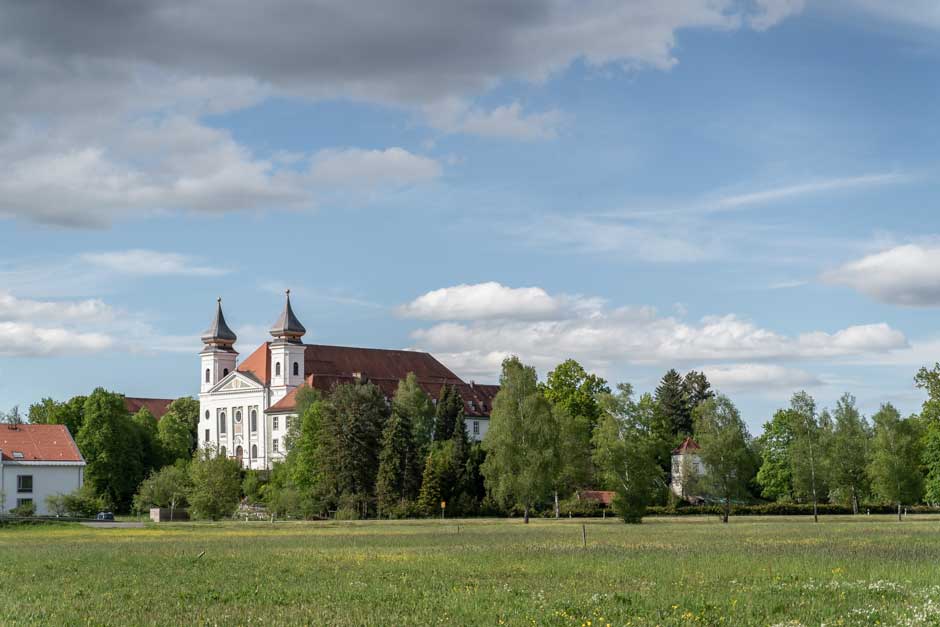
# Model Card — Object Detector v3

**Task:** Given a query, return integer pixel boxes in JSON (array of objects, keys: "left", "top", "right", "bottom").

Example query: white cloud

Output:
[
  {"left": 702, "top": 363, "right": 822, "bottom": 391},
  {"left": 837, "top": 0, "right": 940, "bottom": 30},
  {"left": 406, "top": 282, "right": 909, "bottom": 379},
  {"left": 0, "top": 322, "right": 113, "bottom": 357},
  {"left": 0, "top": 290, "right": 113, "bottom": 324},
  {"left": 709, "top": 173, "right": 908, "bottom": 212},
  {"left": 425, "top": 100, "right": 564, "bottom": 140},
  {"left": 823, "top": 244, "right": 940, "bottom": 306},
  {"left": 749, "top": 0, "right": 806, "bottom": 31},
  {"left": 80, "top": 250, "right": 227, "bottom": 277},
  {"left": 310, "top": 148, "right": 442, "bottom": 186},
  {"left": 399, "top": 282, "right": 569, "bottom": 320}
]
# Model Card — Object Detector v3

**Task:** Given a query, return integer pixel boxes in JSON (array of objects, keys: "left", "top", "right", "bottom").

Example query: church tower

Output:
[
  {"left": 269, "top": 290, "right": 306, "bottom": 402},
  {"left": 200, "top": 298, "right": 238, "bottom": 393}
]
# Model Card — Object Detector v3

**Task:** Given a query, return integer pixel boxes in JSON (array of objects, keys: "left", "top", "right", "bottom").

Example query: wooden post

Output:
[{"left": 581, "top": 524, "right": 587, "bottom": 548}]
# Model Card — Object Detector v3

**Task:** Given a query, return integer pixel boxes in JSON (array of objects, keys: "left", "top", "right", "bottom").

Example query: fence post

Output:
[{"left": 581, "top": 524, "right": 587, "bottom": 548}]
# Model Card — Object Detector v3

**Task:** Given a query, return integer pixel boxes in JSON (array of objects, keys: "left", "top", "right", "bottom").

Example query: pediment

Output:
[{"left": 209, "top": 371, "right": 263, "bottom": 393}]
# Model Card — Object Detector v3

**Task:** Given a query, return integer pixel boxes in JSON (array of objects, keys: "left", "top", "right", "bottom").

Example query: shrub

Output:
[
  {"left": 63, "top": 485, "right": 109, "bottom": 517},
  {"left": 542, "top": 496, "right": 606, "bottom": 518},
  {"left": 10, "top": 501, "right": 36, "bottom": 517}
]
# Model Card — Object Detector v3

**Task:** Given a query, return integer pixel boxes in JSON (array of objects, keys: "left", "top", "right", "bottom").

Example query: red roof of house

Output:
[
  {"left": 579, "top": 490, "right": 615, "bottom": 506},
  {"left": 672, "top": 436, "right": 701, "bottom": 454},
  {"left": 0, "top": 424, "right": 84, "bottom": 462},
  {"left": 246, "top": 343, "right": 500, "bottom": 417},
  {"left": 124, "top": 397, "right": 175, "bottom": 421}
]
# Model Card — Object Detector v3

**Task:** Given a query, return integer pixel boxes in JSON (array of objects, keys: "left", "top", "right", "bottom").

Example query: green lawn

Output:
[{"left": 2, "top": 516, "right": 940, "bottom": 625}]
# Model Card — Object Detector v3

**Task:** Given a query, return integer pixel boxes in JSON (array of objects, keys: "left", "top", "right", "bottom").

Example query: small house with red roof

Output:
[
  {"left": 198, "top": 293, "right": 499, "bottom": 470},
  {"left": 670, "top": 436, "right": 705, "bottom": 500},
  {"left": 0, "top": 423, "right": 85, "bottom": 515}
]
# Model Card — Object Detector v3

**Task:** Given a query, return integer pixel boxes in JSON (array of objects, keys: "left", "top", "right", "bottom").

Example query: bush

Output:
[
  {"left": 645, "top": 502, "right": 940, "bottom": 517},
  {"left": 63, "top": 485, "right": 108, "bottom": 517},
  {"left": 10, "top": 501, "right": 36, "bottom": 517},
  {"left": 542, "top": 496, "right": 606, "bottom": 518},
  {"left": 45, "top": 494, "right": 69, "bottom": 517}
]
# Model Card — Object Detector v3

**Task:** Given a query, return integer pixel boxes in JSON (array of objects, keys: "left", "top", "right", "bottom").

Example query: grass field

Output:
[{"left": 2, "top": 516, "right": 940, "bottom": 626}]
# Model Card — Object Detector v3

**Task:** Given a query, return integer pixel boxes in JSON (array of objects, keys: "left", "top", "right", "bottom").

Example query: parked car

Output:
[{"left": 95, "top": 511, "right": 115, "bottom": 521}]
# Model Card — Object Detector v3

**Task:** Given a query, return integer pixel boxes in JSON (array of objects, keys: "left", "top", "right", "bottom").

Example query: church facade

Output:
[{"left": 198, "top": 293, "right": 499, "bottom": 470}]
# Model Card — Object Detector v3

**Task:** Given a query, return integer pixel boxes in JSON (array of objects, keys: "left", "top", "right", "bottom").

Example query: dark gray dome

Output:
[
  {"left": 201, "top": 298, "right": 237, "bottom": 347},
  {"left": 270, "top": 290, "right": 306, "bottom": 342}
]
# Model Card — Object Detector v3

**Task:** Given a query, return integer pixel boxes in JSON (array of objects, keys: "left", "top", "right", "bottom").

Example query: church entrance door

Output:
[{"left": 235, "top": 445, "right": 244, "bottom": 467}]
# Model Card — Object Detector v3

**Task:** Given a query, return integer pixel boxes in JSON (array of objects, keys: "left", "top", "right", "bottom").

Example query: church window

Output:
[
  {"left": 234, "top": 410, "right": 242, "bottom": 424},
  {"left": 204, "top": 429, "right": 209, "bottom": 443},
  {"left": 205, "top": 369, "right": 210, "bottom": 383},
  {"left": 223, "top": 368, "right": 229, "bottom": 376},
  {"left": 272, "top": 439, "right": 279, "bottom": 453},
  {"left": 219, "top": 411, "right": 227, "bottom": 434},
  {"left": 205, "top": 410, "right": 209, "bottom": 421},
  {"left": 275, "top": 362, "right": 281, "bottom": 377},
  {"left": 293, "top": 362, "right": 299, "bottom": 376},
  {"left": 251, "top": 444, "right": 257, "bottom": 459},
  {"left": 273, "top": 416, "right": 279, "bottom": 430},
  {"left": 250, "top": 409, "right": 257, "bottom": 432}
]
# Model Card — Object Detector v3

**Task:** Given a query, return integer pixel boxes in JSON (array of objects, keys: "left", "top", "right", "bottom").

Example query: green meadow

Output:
[{"left": 2, "top": 516, "right": 940, "bottom": 626}]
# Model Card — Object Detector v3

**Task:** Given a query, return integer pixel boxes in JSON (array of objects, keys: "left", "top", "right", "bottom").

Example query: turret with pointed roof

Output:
[
  {"left": 270, "top": 290, "right": 306, "bottom": 344},
  {"left": 202, "top": 298, "right": 237, "bottom": 351}
]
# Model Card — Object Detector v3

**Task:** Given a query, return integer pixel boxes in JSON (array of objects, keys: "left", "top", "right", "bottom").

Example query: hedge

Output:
[{"left": 646, "top": 503, "right": 940, "bottom": 517}]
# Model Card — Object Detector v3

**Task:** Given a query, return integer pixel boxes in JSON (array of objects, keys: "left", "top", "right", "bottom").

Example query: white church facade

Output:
[{"left": 198, "top": 293, "right": 498, "bottom": 470}]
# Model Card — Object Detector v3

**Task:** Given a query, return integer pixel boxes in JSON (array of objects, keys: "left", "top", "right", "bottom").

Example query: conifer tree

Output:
[
  {"left": 393, "top": 373, "right": 436, "bottom": 457},
  {"left": 433, "top": 385, "right": 463, "bottom": 441},
  {"left": 682, "top": 370, "right": 714, "bottom": 412},
  {"left": 376, "top": 408, "right": 421, "bottom": 515},
  {"left": 417, "top": 450, "right": 445, "bottom": 515},
  {"left": 654, "top": 369, "right": 692, "bottom": 438}
]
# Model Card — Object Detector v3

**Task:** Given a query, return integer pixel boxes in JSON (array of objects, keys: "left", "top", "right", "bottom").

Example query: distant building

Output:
[
  {"left": 124, "top": 397, "right": 175, "bottom": 421},
  {"left": 0, "top": 424, "right": 85, "bottom": 515},
  {"left": 198, "top": 293, "right": 499, "bottom": 470},
  {"left": 670, "top": 436, "right": 705, "bottom": 500}
]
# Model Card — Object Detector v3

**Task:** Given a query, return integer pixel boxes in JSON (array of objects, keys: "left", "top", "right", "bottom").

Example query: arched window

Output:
[
  {"left": 275, "top": 362, "right": 281, "bottom": 377},
  {"left": 250, "top": 409, "right": 257, "bottom": 432},
  {"left": 219, "top": 411, "right": 226, "bottom": 434},
  {"left": 205, "top": 410, "right": 210, "bottom": 421},
  {"left": 293, "top": 362, "right": 299, "bottom": 376},
  {"left": 205, "top": 368, "right": 210, "bottom": 383},
  {"left": 223, "top": 368, "right": 229, "bottom": 376},
  {"left": 251, "top": 444, "right": 257, "bottom": 459}
]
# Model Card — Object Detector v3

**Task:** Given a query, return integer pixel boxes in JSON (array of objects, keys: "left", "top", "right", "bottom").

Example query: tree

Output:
[
  {"left": 130, "top": 407, "right": 161, "bottom": 476},
  {"left": 788, "top": 391, "right": 828, "bottom": 523},
  {"left": 28, "top": 396, "right": 86, "bottom": 436},
  {"left": 756, "top": 410, "right": 796, "bottom": 501},
  {"left": 592, "top": 384, "right": 662, "bottom": 523},
  {"left": 376, "top": 406, "right": 421, "bottom": 515},
  {"left": 188, "top": 447, "right": 242, "bottom": 520},
  {"left": 682, "top": 371, "right": 714, "bottom": 412},
  {"left": 541, "top": 359, "right": 610, "bottom": 433},
  {"left": 317, "top": 382, "right": 389, "bottom": 506},
  {"left": 828, "top": 394, "right": 871, "bottom": 513},
  {"left": 417, "top": 449, "right": 445, "bottom": 516},
  {"left": 1, "top": 405, "right": 23, "bottom": 426},
  {"left": 285, "top": 389, "right": 324, "bottom": 495},
  {"left": 77, "top": 388, "right": 144, "bottom": 511},
  {"left": 393, "top": 373, "right": 436, "bottom": 457},
  {"left": 433, "top": 385, "right": 463, "bottom": 442},
  {"left": 134, "top": 463, "right": 191, "bottom": 519},
  {"left": 915, "top": 364, "right": 940, "bottom": 504},
  {"left": 158, "top": 397, "right": 199, "bottom": 464},
  {"left": 654, "top": 369, "right": 691, "bottom": 439},
  {"left": 45, "top": 494, "right": 68, "bottom": 517},
  {"left": 481, "top": 357, "right": 559, "bottom": 523},
  {"left": 693, "top": 395, "right": 755, "bottom": 523},
  {"left": 869, "top": 403, "right": 924, "bottom": 520}
]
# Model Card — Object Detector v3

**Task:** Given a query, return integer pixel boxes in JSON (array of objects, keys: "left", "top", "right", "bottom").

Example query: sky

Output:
[{"left": 2, "top": 0, "right": 940, "bottom": 433}]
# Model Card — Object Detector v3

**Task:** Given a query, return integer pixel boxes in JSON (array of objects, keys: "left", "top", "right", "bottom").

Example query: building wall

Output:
[
  {"left": 465, "top": 416, "right": 489, "bottom": 442},
  {"left": 199, "top": 386, "right": 274, "bottom": 470},
  {"left": 0, "top": 462, "right": 84, "bottom": 515}
]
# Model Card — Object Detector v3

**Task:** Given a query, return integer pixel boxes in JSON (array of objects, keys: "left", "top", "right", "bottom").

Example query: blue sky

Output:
[{"left": 2, "top": 0, "right": 940, "bottom": 432}]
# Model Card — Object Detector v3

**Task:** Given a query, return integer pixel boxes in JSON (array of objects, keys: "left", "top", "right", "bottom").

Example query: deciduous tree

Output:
[
  {"left": 693, "top": 395, "right": 755, "bottom": 523},
  {"left": 188, "top": 447, "right": 241, "bottom": 520},
  {"left": 393, "top": 373, "right": 436, "bottom": 456},
  {"left": 869, "top": 403, "right": 924, "bottom": 520},
  {"left": 828, "top": 394, "right": 871, "bottom": 513}
]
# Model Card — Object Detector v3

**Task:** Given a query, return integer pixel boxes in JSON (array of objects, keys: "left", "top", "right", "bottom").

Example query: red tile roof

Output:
[
  {"left": 672, "top": 436, "right": 701, "bottom": 454},
  {"left": 0, "top": 424, "right": 84, "bottom": 463},
  {"left": 124, "top": 397, "right": 175, "bottom": 421},
  {"left": 247, "top": 342, "right": 500, "bottom": 417}
]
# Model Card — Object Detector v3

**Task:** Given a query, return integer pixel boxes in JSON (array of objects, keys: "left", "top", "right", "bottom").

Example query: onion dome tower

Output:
[
  {"left": 200, "top": 298, "right": 238, "bottom": 393},
  {"left": 269, "top": 290, "right": 306, "bottom": 395}
]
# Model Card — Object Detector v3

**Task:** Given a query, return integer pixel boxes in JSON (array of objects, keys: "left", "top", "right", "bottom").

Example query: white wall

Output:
[
  {"left": 0, "top": 462, "right": 84, "bottom": 515},
  {"left": 465, "top": 417, "right": 489, "bottom": 442}
]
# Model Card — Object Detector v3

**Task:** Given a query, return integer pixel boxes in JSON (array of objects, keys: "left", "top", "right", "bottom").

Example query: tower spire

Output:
[
  {"left": 270, "top": 289, "right": 306, "bottom": 343},
  {"left": 201, "top": 297, "right": 237, "bottom": 351}
]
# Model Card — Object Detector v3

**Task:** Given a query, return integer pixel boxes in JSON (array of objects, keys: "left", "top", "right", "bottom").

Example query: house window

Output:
[
  {"left": 472, "top": 421, "right": 479, "bottom": 436},
  {"left": 16, "top": 498, "right": 32, "bottom": 508},
  {"left": 251, "top": 444, "right": 257, "bottom": 459},
  {"left": 205, "top": 368, "right": 210, "bottom": 383},
  {"left": 250, "top": 409, "right": 257, "bottom": 432},
  {"left": 204, "top": 429, "right": 210, "bottom": 443},
  {"left": 273, "top": 416, "right": 279, "bottom": 431},
  {"left": 285, "top": 416, "right": 292, "bottom": 431},
  {"left": 293, "top": 362, "right": 299, "bottom": 376},
  {"left": 275, "top": 362, "right": 281, "bottom": 377},
  {"left": 234, "top": 410, "right": 242, "bottom": 424},
  {"left": 17, "top": 475, "right": 33, "bottom": 493},
  {"left": 272, "top": 439, "right": 279, "bottom": 453}
]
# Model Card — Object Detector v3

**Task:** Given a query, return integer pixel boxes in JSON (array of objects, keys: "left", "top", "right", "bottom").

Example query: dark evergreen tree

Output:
[
  {"left": 433, "top": 385, "right": 463, "bottom": 441},
  {"left": 654, "top": 369, "right": 692, "bottom": 438},
  {"left": 417, "top": 449, "right": 446, "bottom": 515},
  {"left": 376, "top": 407, "right": 421, "bottom": 514},
  {"left": 683, "top": 370, "right": 714, "bottom": 412}
]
